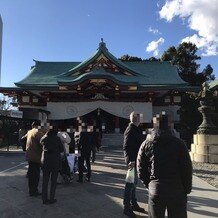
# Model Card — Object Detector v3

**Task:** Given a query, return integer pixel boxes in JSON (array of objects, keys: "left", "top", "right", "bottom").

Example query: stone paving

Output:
[{"left": 0, "top": 145, "right": 218, "bottom": 218}]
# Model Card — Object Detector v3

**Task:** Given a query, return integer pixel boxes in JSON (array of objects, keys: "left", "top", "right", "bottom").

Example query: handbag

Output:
[{"left": 125, "top": 167, "right": 135, "bottom": 183}]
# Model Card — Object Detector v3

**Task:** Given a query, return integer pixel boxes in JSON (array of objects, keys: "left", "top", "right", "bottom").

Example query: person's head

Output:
[
  {"left": 130, "top": 112, "right": 141, "bottom": 127},
  {"left": 58, "top": 123, "right": 67, "bottom": 132},
  {"left": 153, "top": 111, "right": 173, "bottom": 131},
  {"left": 78, "top": 119, "right": 87, "bottom": 132},
  {"left": 31, "top": 120, "right": 41, "bottom": 129},
  {"left": 152, "top": 114, "right": 159, "bottom": 129},
  {"left": 159, "top": 113, "right": 169, "bottom": 130},
  {"left": 46, "top": 124, "right": 58, "bottom": 136}
]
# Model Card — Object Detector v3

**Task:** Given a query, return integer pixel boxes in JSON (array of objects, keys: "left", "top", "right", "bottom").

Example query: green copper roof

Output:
[
  {"left": 62, "top": 40, "right": 139, "bottom": 77},
  {"left": 58, "top": 67, "right": 138, "bottom": 86},
  {"left": 15, "top": 41, "right": 187, "bottom": 89},
  {"left": 124, "top": 61, "right": 184, "bottom": 85},
  {"left": 15, "top": 61, "right": 80, "bottom": 86}
]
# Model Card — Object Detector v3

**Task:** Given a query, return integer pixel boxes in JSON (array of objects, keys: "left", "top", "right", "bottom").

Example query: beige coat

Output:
[{"left": 25, "top": 128, "right": 44, "bottom": 163}]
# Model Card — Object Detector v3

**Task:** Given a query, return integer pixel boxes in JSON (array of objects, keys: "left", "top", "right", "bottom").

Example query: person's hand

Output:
[
  {"left": 77, "top": 151, "right": 81, "bottom": 157},
  {"left": 128, "top": 161, "right": 135, "bottom": 169}
]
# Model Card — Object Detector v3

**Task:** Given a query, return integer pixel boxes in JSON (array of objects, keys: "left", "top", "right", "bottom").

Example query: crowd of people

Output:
[
  {"left": 20, "top": 119, "right": 101, "bottom": 205},
  {"left": 19, "top": 112, "right": 192, "bottom": 218}
]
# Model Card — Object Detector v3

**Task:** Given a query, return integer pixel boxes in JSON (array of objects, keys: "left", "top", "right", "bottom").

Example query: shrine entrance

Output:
[
  {"left": 55, "top": 108, "right": 130, "bottom": 133},
  {"left": 81, "top": 109, "right": 129, "bottom": 133}
]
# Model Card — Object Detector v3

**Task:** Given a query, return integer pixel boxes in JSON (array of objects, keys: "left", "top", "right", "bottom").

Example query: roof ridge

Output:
[
  {"left": 62, "top": 40, "right": 140, "bottom": 77},
  {"left": 33, "top": 59, "right": 81, "bottom": 64}
]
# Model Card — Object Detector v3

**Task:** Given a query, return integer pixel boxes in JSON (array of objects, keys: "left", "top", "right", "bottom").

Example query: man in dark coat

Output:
[
  {"left": 76, "top": 122, "right": 95, "bottom": 183},
  {"left": 137, "top": 113, "right": 192, "bottom": 218},
  {"left": 91, "top": 124, "right": 102, "bottom": 163},
  {"left": 40, "top": 125, "right": 64, "bottom": 204},
  {"left": 123, "top": 112, "right": 145, "bottom": 218}
]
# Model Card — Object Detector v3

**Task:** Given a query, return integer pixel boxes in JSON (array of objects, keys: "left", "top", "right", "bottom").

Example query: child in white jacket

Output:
[{"left": 57, "top": 131, "right": 71, "bottom": 155}]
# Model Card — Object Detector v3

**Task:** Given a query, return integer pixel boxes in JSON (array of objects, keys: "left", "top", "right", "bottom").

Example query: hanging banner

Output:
[{"left": 47, "top": 101, "right": 152, "bottom": 123}]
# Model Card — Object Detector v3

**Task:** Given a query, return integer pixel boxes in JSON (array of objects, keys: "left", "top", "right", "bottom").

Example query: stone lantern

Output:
[{"left": 190, "top": 82, "right": 218, "bottom": 163}]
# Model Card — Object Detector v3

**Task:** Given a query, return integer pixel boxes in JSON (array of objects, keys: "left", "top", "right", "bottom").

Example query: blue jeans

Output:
[{"left": 123, "top": 168, "right": 138, "bottom": 209}]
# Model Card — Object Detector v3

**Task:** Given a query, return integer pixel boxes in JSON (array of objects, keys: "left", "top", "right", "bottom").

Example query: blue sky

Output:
[{"left": 0, "top": 0, "right": 217, "bottom": 87}]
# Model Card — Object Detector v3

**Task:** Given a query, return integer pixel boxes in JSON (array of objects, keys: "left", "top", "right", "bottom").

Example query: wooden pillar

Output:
[{"left": 115, "top": 116, "right": 120, "bottom": 133}]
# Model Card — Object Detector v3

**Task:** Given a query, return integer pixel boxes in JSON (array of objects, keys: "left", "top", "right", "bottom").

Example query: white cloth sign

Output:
[{"left": 47, "top": 101, "right": 152, "bottom": 122}]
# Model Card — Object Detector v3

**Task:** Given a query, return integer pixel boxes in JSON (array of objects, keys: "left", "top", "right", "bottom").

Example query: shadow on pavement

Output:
[{"left": 0, "top": 145, "right": 148, "bottom": 218}]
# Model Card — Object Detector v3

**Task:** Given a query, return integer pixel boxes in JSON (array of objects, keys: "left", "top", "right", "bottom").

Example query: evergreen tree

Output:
[
  {"left": 161, "top": 42, "right": 215, "bottom": 85},
  {"left": 119, "top": 54, "right": 142, "bottom": 62}
]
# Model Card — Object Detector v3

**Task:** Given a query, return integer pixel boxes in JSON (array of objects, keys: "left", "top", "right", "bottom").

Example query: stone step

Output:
[{"left": 101, "top": 133, "right": 124, "bottom": 146}]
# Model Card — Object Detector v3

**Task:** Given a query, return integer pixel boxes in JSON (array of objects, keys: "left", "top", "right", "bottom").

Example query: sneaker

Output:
[
  {"left": 77, "top": 179, "right": 83, "bottom": 183},
  {"left": 85, "top": 177, "right": 90, "bottom": 182},
  {"left": 123, "top": 208, "right": 136, "bottom": 218},
  {"left": 131, "top": 204, "right": 145, "bottom": 213}
]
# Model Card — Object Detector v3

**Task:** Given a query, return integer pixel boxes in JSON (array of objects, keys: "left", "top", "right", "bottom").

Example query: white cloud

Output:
[
  {"left": 159, "top": 0, "right": 218, "bottom": 56},
  {"left": 146, "top": 37, "right": 165, "bottom": 56},
  {"left": 182, "top": 34, "right": 218, "bottom": 56},
  {"left": 148, "top": 27, "right": 161, "bottom": 35}
]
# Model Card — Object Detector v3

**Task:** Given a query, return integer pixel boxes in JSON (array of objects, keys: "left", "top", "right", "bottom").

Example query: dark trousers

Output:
[
  {"left": 91, "top": 146, "right": 96, "bottom": 162},
  {"left": 60, "top": 157, "right": 71, "bottom": 176},
  {"left": 42, "top": 168, "right": 59, "bottom": 201},
  {"left": 28, "top": 161, "right": 41, "bottom": 195},
  {"left": 78, "top": 152, "right": 91, "bottom": 181},
  {"left": 148, "top": 193, "right": 187, "bottom": 218},
  {"left": 123, "top": 169, "right": 138, "bottom": 209}
]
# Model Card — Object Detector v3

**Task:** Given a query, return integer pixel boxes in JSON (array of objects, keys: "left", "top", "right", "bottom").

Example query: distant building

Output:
[{"left": 0, "top": 15, "right": 2, "bottom": 85}]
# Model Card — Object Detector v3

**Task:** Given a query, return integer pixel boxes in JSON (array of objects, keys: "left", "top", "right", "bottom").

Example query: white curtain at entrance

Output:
[{"left": 47, "top": 101, "right": 152, "bottom": 122}]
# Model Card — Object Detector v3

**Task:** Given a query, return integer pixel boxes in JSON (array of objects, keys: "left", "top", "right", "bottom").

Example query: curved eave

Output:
[
  {"left": 63, "top": 43, "right": 140, "bottom": 76},
  {"left": 140, "top": 84, "right": 200, "bottom": 91},
  {"left": 15, "top": 65, "right": 37, "bottom": 85},
  {"left": 58, "top": 74, "right": 138, "bottom": 86},
  {"left": 0, "top": 86, "right": 22, "bottom": 91},
  {"left": 13, "top": 83, "right": 59, "bottom": 90},
  {"left": 0, "top": 87, "right": 23, "bottom": 95},
  {"left": 15, "top": 60, "right": 81, "bottom": 86}
]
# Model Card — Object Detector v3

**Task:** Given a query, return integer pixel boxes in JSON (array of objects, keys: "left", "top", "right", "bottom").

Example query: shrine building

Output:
[{"left": 0, "top": 40, "right": 196, "bottom": 133}]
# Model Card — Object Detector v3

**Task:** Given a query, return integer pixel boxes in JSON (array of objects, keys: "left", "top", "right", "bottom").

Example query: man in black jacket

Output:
[
  {"left": 40, "top": 125, "right": 64, "bottom": 204},
  {"left": 76, "top": 120, "right": 95, "bottom": 183},
  {"left": 137, "top": 113, "right": 192, "bottom": 218},
  {"left": 123, "top": 112, "right": 145, "bottom": 218}
]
